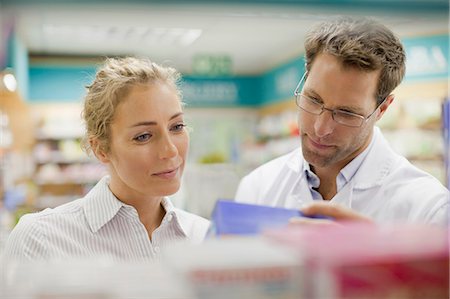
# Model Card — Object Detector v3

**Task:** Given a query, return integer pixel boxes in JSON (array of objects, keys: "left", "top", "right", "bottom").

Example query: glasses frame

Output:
[{"left": 293, "top": 72, "right": 386, "bottom": 128}]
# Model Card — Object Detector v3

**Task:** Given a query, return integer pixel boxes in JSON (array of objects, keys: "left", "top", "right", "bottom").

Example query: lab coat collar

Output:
[
  {"left": 292, "top": 127, "right": 396, "bottom": 191},
  {"left": 351, "top": 127, "right": 397, "bottom": 190},
  {"left": 285, "top": 127, "right": 397, "bottom": 209}
]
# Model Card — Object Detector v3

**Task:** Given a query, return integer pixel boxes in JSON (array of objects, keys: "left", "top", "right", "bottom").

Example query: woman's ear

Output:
[
  {"left": 90, "top": 138, "right": 110, "bottom": 164},
  {"left": 376, "top": 94, "right": 394, "bottom": 121}
]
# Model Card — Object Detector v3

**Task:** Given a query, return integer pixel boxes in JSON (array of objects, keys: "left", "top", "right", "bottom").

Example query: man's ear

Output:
[
  {"left": 376, "top": 94, "right": 394, "bottom": 121},
  {"left": 90, "top": 138, "right": 110, "bottom": 164}
]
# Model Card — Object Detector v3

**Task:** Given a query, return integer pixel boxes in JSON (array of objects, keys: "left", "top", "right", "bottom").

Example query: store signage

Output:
[
  {"left": 192, "top": 54, "right": 232, "bottom": 76},
  {"left": 182, "top": 80, "right": 239, "bottom": 105},
  {"left": 403, "top": 35, "right": 449, "bottom": 80},
  {"left": 260, "top": 57, "right": 305, "bottom": 105}
]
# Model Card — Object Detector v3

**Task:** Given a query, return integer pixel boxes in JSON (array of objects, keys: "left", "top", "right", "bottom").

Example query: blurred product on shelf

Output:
[
  {"left": 379, "top": 96, "right": 446, "bottom": 184},
  {"left": 1, "top": 260, "right": 191, "bottom": 299},
  {"left": 29, "top": 103, "right": 107, "bottom": 210},
  {"left": 162, "top": 237, "right": 302, "bottom": 299},
  {"left": 0, "top": 74, "right": 35, "bottom": 234},
  {"left": 1, "top": 221, "right": 447, "bottom": 299},
  {"left": 443, "top": 98, "right": 450, "bottom": 187},
  {"left": 198, "top": 151, "right": 227, "bottom": 164},
  {"left": 0, "top": 73, "right": 34, "bottom": 152},
  {"left": 185, "top": 107, "right": 257, "bottom": 166},
  {"left": 265, "top": 224, "right": 449, "bottom": 299},
  {"left": 257, "top": 109, "right": 299, "bottom": 141}
]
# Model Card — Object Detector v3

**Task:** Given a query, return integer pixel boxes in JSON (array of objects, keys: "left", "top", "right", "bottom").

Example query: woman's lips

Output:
[{"left": 153, "top": 167, "right": 179, "bottom": 179}]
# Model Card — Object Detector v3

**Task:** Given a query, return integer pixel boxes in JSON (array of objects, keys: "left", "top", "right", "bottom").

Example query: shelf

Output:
[
  {"left": 34, "top": 178, "right": 100, "bottom": 185},
  {"left": 34, "top": 156, "right": 95, "bottom": 164}
]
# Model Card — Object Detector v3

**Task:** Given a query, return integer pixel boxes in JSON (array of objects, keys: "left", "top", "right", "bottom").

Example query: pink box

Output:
[{"left": 265, "top": 224, "right": 449, "bottom": 299}]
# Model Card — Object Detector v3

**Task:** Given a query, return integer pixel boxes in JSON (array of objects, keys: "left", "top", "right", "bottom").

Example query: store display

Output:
[
  {"left": 2, "top": 224, "right": 448, "bottom": 299},
  {"left": 266, "top": 224, "right": 449, "bottom": 299},
  {"left": 444, "top": 98, "right": 450, "bottom": 187},
  {"left": 1, "top": 260, "right": 191, "bottom": 299},
  {"left": 0, "top": 86, "right": 35, "bottom": 234},
  {"left": 442, "top": 98, "right": 450, "bottom": 188},
  {"left": 380, "top": 95, "right": 446, "bottom": 183},
  {"left": 162, "top": 237, "right": 302, "bottom": 299},
  {"left": 30, "top": 103, "right": 106, "bottom": 209}
]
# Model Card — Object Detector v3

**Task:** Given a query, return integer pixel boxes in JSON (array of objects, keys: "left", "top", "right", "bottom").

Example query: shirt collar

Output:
[
  {"left": 160, "top": 197, "right": 188, "bottom": 238},
  {"left": 303, "top": 129, "right": 376, "bottom": 190},
  {"left": 83, "top": 176, "right": 189, "bottom": 237},
  {"left": 83, "top": 176, "right": 124, "bottom": 233},
  {"left": 303, "top": 160, "right": 319, "bottom": 188}
]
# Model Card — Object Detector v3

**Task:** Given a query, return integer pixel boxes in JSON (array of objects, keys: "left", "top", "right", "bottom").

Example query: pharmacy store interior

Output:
[{"left": 0, "top": 1, "right": 449, "bottom": 298}]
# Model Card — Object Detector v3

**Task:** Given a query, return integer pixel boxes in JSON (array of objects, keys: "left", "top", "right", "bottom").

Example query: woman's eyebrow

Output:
[{"left": 130, "top": 112, "right": 184, "bottom": 128}]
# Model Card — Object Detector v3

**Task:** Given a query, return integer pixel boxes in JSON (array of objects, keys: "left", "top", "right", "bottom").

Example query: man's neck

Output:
[{"left": 312, "top": 166, "right": 340, "bottom": 200}]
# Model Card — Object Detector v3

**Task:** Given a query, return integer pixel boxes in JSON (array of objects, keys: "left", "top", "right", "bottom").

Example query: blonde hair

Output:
[
  {"left": 304, "top": 17, "right": 406, "bottom": 105},
  {"left": 81, "top": 57, "right": 182, "bottom": 155}
]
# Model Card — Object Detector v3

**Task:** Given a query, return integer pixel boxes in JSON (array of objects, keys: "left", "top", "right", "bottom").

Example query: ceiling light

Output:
[
  {"left": 42, "top": 24, "right": 202, "bottom": 47},
  {"left": 2, "top": 73, "right": 17, "bottom": 92},
  {"left": 179, "top": 29, "right": 202, "bottom": 46}
]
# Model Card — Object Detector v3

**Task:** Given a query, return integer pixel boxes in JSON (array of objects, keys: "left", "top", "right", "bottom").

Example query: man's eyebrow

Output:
[
  {"left": 303, "top": 90, "right": 364, "bottom": 113},
  {"left": 303, "top": 89, "right": 322, "bottom": 101}
]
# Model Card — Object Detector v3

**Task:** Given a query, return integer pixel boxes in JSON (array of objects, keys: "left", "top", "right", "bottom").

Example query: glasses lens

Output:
[
  {"left": 333, "top": 111, "right": 363, "bottom": 127},
  {"left": 297, "top": 95, "right": 322, "bottom": 115}
]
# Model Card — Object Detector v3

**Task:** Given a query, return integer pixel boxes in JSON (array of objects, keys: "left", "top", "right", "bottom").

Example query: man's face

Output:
[{"left": 299, "top": 53, "right": 385, "bottom": 172}]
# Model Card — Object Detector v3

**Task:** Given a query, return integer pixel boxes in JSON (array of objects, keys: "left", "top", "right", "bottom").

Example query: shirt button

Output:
[
  {"left": 154, "top": 246, "right": 160, "bottom": 254},
  {"left": 166, "top": 214, "right": 173, "bottom": 222}
]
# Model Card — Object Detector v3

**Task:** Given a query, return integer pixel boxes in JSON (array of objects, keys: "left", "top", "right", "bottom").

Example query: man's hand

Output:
[{"left": 290, "top": 202, "right": 373, "bottom": 226}]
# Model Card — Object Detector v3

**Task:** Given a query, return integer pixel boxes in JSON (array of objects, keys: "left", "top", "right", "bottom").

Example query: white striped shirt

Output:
[{"left": 2, "top": 176, "right": 210, "bottom": 262}]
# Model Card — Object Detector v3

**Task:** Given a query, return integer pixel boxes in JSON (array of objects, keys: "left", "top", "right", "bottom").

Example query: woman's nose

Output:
[{"left": 158, "top": 134, "right": 178, "bottom": 159}]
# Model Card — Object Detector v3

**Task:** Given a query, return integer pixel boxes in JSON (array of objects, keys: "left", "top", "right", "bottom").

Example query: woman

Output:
[{"left": 3, "top": 57, "right": 210, "bottom": 261}]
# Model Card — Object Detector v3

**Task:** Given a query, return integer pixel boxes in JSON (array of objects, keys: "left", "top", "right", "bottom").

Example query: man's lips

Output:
[{"left": 308, "top": 136, "right": 334, "bottom": 149}]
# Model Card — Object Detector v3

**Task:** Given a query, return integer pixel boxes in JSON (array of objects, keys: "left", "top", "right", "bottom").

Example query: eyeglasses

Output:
[{"left": 294, "top": 73, "right": 385, "bottom": 128}]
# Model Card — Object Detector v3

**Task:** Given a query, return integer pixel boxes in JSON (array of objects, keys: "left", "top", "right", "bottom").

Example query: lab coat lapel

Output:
[
  {"left": 351, "top": 127, "right": 396, "bottom": 190},
  {"left": 281, "top": 171, "right": 315, "bottom": 209},
  {"left": 330, "top": 180, "right": 355, "bottom": 209}
]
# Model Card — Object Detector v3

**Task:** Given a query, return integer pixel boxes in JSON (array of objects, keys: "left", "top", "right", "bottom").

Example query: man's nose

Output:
[{"left": 313, "top": 108, "right": 335, "bottom": 137}]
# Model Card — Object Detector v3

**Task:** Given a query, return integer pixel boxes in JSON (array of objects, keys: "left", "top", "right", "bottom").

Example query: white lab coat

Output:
[{"left": 235, "top": 127, "right": 449, "bottom": 226}]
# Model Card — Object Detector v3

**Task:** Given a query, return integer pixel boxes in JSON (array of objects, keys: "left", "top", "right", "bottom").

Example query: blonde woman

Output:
[{"left": 3, "top": 57, "right": 210, "bottom": 261}]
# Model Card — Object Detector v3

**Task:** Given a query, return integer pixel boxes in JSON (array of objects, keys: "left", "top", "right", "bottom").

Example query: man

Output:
[{"left": 235, "top": 17, "right": 449, "bottom": 225}]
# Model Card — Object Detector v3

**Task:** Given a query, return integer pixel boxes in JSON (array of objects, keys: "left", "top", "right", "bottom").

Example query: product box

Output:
[
  {"left": 208, "top": 199, "right": 327, "bottom": 236},
  {"left": 266, "top": 224, "right": 449, "bottom": 299},
  {"left": 162, "top": 237, "right": 303, "bottom": 299}
]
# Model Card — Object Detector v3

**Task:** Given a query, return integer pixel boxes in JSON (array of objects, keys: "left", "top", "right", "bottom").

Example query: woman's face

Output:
[{"left": 99, "top": 81, "right": 188, "bottom": 202}]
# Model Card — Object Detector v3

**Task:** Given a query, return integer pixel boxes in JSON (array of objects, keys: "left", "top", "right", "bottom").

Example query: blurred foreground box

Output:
[
  {"left": 162, "top": 237, "right": 303, "bottom": 299},
  {"left": 266, "top": 224, "right": 449, "bottom": 299}
]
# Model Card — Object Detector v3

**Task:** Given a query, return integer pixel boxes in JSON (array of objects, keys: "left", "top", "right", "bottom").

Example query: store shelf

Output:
[{"left": 30, "top": 103, "right": 106, "bottom": 210}]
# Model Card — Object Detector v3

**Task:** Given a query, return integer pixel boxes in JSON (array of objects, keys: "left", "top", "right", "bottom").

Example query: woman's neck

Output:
[{"left": 108, "top": 180, "right": 166, "bottom": 240}]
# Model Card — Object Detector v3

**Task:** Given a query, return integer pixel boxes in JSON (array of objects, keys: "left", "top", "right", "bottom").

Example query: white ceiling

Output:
[{"left": 5, "top": 3, "right": 449, "bottom": 75}]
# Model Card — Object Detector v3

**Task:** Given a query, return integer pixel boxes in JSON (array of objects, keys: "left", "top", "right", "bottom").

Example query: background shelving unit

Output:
[{"left": 30, "top": 102, "right": 106, "bottom": 210}]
